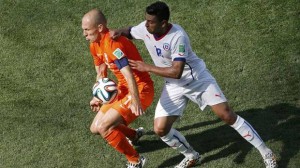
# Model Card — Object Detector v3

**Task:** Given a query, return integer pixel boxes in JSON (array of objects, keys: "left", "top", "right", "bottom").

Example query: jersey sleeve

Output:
[
  {"left": 89, "top": 43, "right": 103, "bottom": 66},
  {"left": 109, "top": 38, "right": 130, "bottom": 70},
  {"left": 110, "top": 39, "right": 127, "bottom": 61},
  {"left": 171, "top": 35, "right": 188, "bottom": 61},
  {"left": 130, "top": 21, "right": 147, "bottom": 40}
]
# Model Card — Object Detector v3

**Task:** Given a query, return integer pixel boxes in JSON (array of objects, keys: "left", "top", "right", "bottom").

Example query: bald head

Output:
[
  {"left": 82, "top": 9, "right": 108, "bottom": 43},
  {"left": 82, "top": 9, "right": 107, "bottom": 27}
]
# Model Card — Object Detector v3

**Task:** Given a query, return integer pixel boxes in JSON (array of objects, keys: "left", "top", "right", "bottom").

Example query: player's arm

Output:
[
  {"left": 90, "top": 63, "right": 107, "bottom": 112},
  {"left": 95, "top": 63, "right": 108, "bottom": 81},
  {"left": 110, "top": 27, "right": 133, "bottom": 40},
  {"left": 115, "top": 57, "right": 144, "bottom": 116},
  {"left": 129, "top": 59, "right": 185, "bottom": 79},
  {"left": 129, "top": 33, "right": 187, "bottom": 79},
  {"left": 90, "top": 43, "right": 108, "bottom": 81},
  {"left": 90, "top": 61, "right": 107, "bottom": 112}
]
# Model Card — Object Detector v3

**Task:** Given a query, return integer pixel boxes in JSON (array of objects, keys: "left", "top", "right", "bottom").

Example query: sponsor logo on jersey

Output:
[
  {"left": 178, "top": 44, "right": 185, "bottom": 56},
  {"left": 113, "top": 48, "right": 124, "bottom": 59},
  {"left": 155, "top": 46, "right": 163, "bottom": 57},
  {"left": 163, "top": 43, "right": 170, "bottom": 51}
]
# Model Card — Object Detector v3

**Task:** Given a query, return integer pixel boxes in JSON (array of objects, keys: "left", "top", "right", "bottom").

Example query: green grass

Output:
[{"left": 0, "top": 0, "right": 299, "bottom": 167}]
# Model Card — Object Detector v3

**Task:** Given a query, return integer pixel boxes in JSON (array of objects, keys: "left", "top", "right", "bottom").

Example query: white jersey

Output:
[{"left": 131, "top": 21, "right": 207, "bottom": 86}]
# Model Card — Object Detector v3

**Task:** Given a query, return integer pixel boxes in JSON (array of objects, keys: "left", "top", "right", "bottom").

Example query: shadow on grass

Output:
[{"left": 137, "top": 103, "right": 300, "bottom": 168}]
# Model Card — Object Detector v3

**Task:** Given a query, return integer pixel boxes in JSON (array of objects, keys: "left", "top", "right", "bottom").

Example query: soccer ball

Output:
[{"left": 92, "top": 78, "right": 118, "bottom": 104}]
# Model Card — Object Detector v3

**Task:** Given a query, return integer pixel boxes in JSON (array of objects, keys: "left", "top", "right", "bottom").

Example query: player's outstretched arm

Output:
[{"left": 129, "top": 59, "right": 185, "bottom": 79}]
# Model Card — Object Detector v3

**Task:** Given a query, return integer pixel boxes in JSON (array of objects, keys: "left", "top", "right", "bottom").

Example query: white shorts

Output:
[{"left": 154, "top": 70, "right": 227, "bottom": 118}]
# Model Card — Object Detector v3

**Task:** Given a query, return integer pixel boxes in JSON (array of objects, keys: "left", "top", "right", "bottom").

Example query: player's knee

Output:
[
  {"left": 213, "top": 103, "right": 237, "bottom": 125},
  {"left": 154, "top": 125, "right": 171, "bottom": 137},
  {"left": 220, "top": 111, "right": 237, "bottom": 125},
  {"left": 97, "top": 124, "right": 109, "bottom": 136},
  {"left": 154, "top": 127, "right": 166, "bottom": 137},
  {"left": 154, "top": 117, "right": 175, "bottom": 137},
  {"left": 90, "top": 125, "right": 99, "bottom": 134}
]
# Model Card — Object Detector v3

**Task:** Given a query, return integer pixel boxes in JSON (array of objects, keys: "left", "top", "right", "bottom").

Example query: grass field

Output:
[{"left": 0, "top": 0, "right": 299, "bottom": 167}]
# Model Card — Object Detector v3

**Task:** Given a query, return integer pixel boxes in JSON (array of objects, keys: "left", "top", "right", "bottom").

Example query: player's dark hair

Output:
[{"left": 146, "top": 1, "right": 170, "bottom": 22}]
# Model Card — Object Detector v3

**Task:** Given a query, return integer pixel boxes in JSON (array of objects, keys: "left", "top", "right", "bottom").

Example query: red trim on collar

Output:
[{"left": 154, "top": 24, "right": 172, "bottom": 41}]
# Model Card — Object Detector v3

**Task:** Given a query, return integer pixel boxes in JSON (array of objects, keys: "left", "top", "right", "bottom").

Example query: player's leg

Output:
[
  {"left": 96, "top": 107, "right": 141, "bottom": 164},
  {"left": 91, "top": 100, "right": 143, "bottom": 143},
  {"left": 154, "top": 116, "right": 200, "bottom": 168},
  {"left": 154, "top": 116, "right": 198, "bottom": 156},
  {"left": 202, "top": 83, "right": 277, "bottom": 168},
  {"left": 154, "top": 84, "right": 200, "bottom": 167},
  {"left": 91, "top": 111, "right": 144, "bottom": 147},
  {"left": 115, "top": 124, "right": 145, "bottom": 147},
  {"left": 211, "top": 102, "right": 267, "bottom": 148},
  {"left": 211, "top": 102, "right": 277, "bottom": 167},
  {"left": 116, "top": 124, "right": 138, "bottom": 139},
  {"left": 106, "top": 85, "right": 153, "bottom": 167},
  {"left": 125, "top": 82, "right": 154, "bottom": 145},
  {"left": 90, "top": 104, "right": 134, "bottom": 136},
  {"left": 90, "top": 110, "right": 105, "bottom": 134}
]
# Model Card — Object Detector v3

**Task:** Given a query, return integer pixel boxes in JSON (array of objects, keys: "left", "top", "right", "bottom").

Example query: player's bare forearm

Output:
[
  {"left": 95, "top": 63, "right": 107, "bottom": 80},
  {"left": 120, "top": 66, "right": 144, "bottom": 116},
  {"left": 129, "top": 59, "right": 184, "bottom": 79}
]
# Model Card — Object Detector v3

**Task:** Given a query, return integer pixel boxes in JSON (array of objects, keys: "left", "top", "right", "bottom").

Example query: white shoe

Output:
[
  {"left": 128, "top": 127, "right": 145, "bottom": 146},
  {"left": 175, "top": 152, "right": 201, "bottom": 168},
  {"left": 263, "top": 152, "right": 278, "bottom": 168},
  {"left": 127, "top": 155, "right": 146, "bottom": 168}
]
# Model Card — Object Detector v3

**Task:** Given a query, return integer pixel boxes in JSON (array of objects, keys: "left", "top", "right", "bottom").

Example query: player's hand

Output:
[
  {"left": 90, "top": 97, "right": 102, "bottom": 112},
  {"left": 129, "top": 59, "right": 150, "bottom": 72},
  {"left": 109, "top": 29, "right": 121, "bottom": 40},
  {"left": 130, "top": 101, "right": 145, "bottom": 116}
]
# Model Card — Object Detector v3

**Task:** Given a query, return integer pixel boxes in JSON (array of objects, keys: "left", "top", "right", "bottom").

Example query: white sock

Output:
[
  {"left": 231, "top": 115, "right": 271, "bottom": 157},
  {"left": 257, "top": 143, "right": 273, "bottom": 157},
  {"left": 161, "top": 128, "right": 197, "bottom": 158},
  {"left": 231, "top": 115, "right": 263, "bottom": 147}
]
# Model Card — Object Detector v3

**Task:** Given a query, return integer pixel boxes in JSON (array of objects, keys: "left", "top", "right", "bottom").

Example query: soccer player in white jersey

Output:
[{"left": 111, "top": 1, "right": 278, "bottom": 168}]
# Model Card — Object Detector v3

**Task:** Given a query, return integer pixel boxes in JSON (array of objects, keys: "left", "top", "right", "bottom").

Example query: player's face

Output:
[
  {"left": 82, "top": 19, "right": 100, "bottom": 43},
  {"left": 145, "top": 14, "right": 164, "bottom": 35}
]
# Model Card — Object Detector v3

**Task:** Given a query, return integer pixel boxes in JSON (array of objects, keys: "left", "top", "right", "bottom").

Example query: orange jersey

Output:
[
  {"left": 89, "top": 30, "right": 154, "bottom": 125},
  {"left": 90, "top": 31, "right": 153, "bottom": 88}
]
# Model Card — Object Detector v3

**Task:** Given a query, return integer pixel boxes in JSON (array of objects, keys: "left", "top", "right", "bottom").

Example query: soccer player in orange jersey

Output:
[{"left": 81, "top": 9, "right": 154, "bottom": 168}]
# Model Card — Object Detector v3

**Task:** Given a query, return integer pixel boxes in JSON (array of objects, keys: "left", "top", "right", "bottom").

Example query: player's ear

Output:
[
  {"left": 97, "top": 24, "right": 104, "bottom": 32},
  {"left": 161, "top": 20, "right": 168, "bottom": 28}
]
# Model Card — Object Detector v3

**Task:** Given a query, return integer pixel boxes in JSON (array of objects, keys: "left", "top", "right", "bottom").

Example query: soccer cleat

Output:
[
  {"left": 263, "top": 152, "right": 278, "bottom": 168},
  {"left": 128, "top": 127, "right": 145, "bottom": 146},
  {"left": 127, "top": 155, "right": 146, "bottom": 168},
  {"left": 175, "top": 152, "right": 201, "bottom": 168}
]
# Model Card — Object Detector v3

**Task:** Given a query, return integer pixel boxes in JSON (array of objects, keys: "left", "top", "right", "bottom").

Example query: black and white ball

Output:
[{"left": 92, "top": 78, "right": 118, "bottom": 104}]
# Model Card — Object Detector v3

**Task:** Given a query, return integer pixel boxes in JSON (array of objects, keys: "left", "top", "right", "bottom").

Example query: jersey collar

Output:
[{"left": 153, "top": 24, "right": 172, "bottom": 41}]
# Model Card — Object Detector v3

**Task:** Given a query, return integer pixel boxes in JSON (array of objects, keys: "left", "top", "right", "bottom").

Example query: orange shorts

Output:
[{"left": 100, "top": 82, "right": 154, "bottom": 125}]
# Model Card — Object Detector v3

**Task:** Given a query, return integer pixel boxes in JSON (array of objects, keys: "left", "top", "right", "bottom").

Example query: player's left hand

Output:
[
  {"left": 90, "top": 97, "right": 102, "bottom": 112},
  {"left": 129, "top": 59, "right": 149, "bottom": 72}
]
